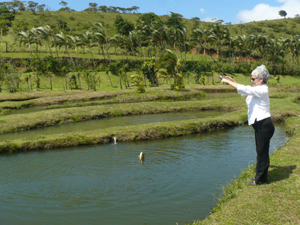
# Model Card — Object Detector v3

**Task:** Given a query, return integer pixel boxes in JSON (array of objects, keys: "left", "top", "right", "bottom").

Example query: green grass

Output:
[
  {"left": 0, "top": 97, "right": 245, "bottom": 134},
  {"left": 1, "top": 10, "right": 300, "bottom": 55},
  {"left": 7, "top": 11, "right": 300, "bottom": 39},
  {"left": 0, "top": 68, "right": 299, "bottom": 223},
  {"left": 0, "top": 108, "right": 247, "bottom": 153},
  {"left": 193, "top": 117, "right": 300, "bottom": 224}
]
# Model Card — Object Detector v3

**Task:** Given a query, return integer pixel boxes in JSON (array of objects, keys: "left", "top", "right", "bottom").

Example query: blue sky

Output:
[{"left": 34, "top": 0, "right": 299, "bottom": 24}]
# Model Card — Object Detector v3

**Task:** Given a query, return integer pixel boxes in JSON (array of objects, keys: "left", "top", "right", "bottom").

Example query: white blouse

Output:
[{"left": 237, "top": 84, "right": 271, "bottom": 125}]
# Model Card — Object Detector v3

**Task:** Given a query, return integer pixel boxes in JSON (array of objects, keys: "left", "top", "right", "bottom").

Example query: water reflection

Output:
[{"left": 0, "top": 124, "right": 288, "bottom": 225}]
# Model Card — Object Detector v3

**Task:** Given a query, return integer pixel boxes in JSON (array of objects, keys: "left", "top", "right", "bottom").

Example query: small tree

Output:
[
  {"left": 81, "top": 70, "right": 100, "bottom": 91},
  {"left": 27, "top": 1, "right": 38, "bottom": 14},
  {"left": 0, "top": 5, "right": 15, "bottom": 26},
  {"left": 141, "top": 57, "right": 157, "bottom": 86},
  {"left": 131, "top": 71, "right": 145, "bottom": 93},
  {"left": 37, "top": 4, "right": 46, "bottom": 12},
  {"left": 4, "top": 70, "right": 21, "bottom": 93},
  {"left": 69, "top": 74, "right": 79, "bottom": 90},
  {"left": 108, "top": 61, "right": 122, "bottom": 89},
  {"left": 165, "top": 12, "right": 185, "bottom": 29},
  {"left": 191, "top": 16, "right": 200, "bottom": 28},
  {"left": 279, "top": 10, "right": 287, "bottom": 19},
  {"left": 114, "top": 15, "right": 134, "bottom": 35},
  {"left": 89, "top": 3, "right": 98, "bottom": 12}
]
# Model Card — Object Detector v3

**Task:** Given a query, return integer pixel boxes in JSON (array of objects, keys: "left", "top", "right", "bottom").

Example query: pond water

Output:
[
  {"left": 0, "top": 110, "right": 224, "bottom": 141},
  {"left": 0, "top": 124, "right": 288, "bottom": 225}
]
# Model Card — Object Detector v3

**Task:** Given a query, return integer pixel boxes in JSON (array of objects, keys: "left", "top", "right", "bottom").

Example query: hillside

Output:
[{"left": 7, "top": 10, "right": 300, "bottom": 39}]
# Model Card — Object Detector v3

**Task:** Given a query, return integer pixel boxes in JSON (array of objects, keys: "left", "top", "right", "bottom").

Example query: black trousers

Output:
[{"left": 252, "top": 117, "right": 275, "bottom": 184}]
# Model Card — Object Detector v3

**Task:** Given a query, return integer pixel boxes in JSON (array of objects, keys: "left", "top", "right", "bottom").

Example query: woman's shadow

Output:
[{"left": 268, "top": 165, "right": 297, "bottom": 183}]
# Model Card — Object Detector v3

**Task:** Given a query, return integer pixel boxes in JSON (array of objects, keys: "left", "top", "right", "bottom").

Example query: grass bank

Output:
[
  {"left": 0, "top": 88, "right": 209, "bottom": 112},
  {"left": 193, "top": 116, "right": 300, "bottom": 224},
  {"left": 0, "top": 97, "right": 244, "bottom": 134},
  {"left": 0, "top": 109, "right": 247, "bottom": 153},
  {"left": 191, "top": 102, "right": 300, "bottom": 224},
  {"left": 0, "top": 86, "right": 237, "bottom": 113},
  {"left": 0, "top": 85, "right": 299, "bottom": 223},
  {"left": 0, "top": 96, "right": 299, "bottom": 154}
]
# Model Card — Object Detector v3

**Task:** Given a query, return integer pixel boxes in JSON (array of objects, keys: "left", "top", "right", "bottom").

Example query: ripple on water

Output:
[{"left": 0, "top": 124, "right": 288, "bottom": 225}]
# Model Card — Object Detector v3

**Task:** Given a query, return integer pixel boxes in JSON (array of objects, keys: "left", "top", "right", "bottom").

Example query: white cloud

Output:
[
  {"left": 200, "top": 8, "right": 205, "bottom": 13},
  {"left": 236, "top": 0, "right": 300, "bottom": 23}
]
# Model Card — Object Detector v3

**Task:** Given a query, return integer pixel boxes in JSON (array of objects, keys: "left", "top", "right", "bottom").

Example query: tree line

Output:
[
  {"left": 0, "top": 4, "right": 300, "bottom": 93},
  {"left": 0, "top": 0, "right": 140, "bottom": 14}
]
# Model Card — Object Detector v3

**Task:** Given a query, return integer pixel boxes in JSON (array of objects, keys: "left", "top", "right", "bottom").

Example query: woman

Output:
[{"left": 221, "top": 65, "right": 275, "bottom": 185}]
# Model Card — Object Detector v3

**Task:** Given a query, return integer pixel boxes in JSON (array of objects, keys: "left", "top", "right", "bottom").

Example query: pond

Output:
[{"left": 0, "top": 124, "right": 288, "bottom": 225}]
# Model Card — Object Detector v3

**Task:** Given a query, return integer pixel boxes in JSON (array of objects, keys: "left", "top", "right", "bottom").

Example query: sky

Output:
[{"left": 33, "top": 0, "right": 300, "bottom": 24}]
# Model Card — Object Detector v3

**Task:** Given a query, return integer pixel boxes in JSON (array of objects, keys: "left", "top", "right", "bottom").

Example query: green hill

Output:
[{"left": 7, "top": 10, "right": 300, "bottom": 39}]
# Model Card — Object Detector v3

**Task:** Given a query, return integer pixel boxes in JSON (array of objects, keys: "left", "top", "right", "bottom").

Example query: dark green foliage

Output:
[
  {"left": 165, "top": 12, "right": 185, "bottom": 30},
  {"left": 69, "top": 74, "right": 79, "bottom": 89},
  {"left": 185, "top": 61, "right": 212, "bottom": 74},
  {"left": 27, "top": 1, "right": 38, "bottom": 14},
  {"left": 191, "top": 17, "right": 200, "bottom": 29},
  {"left": 4, "top": 70, "right": 21, "bottom": 92},
  {"left": 136, "top": 12, "right": 163, "bottom": 28},
  {"left": 107, "top": 61, "right": 122, "bottom": 75},
  {"left": 141, "top": 58, "right": 157, "bottom": 86},
  {"left": 114, "top": 15, "right": 134, "bottom": 35},
  {"left": 131, "top": 71, "right": 145, "bottom": 93},
  {"left": 80, "top": 70, "right": 100, "bottom": 91},
  {"left": 279, "top": 10, "right": 287, "bottom": 18},
  {"left": 58, "top": 17, "right": 68, "bottom": 30},
  {"left": 12, "top": 19, "right": 29, "bottom": 32},
  {"left": 0, "top": 20, "right": 9, "bottom": 35},
  {"left": 45, "top": 56, "right": 60, "bottom": 73},
  {"left": 156, "top": 50, "right": 178, "bottom": 75},
  {"left": 0, "top": 5, "right": 15, "bottom": 26}
]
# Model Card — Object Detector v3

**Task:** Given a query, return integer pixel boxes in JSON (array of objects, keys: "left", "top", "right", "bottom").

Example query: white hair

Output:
[{"left": 251, "top": 65, "right": 270, "bottom": 84}]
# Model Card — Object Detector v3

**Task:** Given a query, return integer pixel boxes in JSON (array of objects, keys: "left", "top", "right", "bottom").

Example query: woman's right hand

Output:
[{"left": 222, "top": 76, "right": 237, "bottom": 84}]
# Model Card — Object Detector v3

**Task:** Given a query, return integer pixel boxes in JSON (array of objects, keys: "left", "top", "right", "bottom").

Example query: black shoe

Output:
[{"left": 249, "top": 181, "right": 256, "bottom": 186}]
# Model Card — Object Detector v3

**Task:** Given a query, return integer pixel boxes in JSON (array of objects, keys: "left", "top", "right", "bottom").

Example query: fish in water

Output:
[{"left": 139, "top": 152, "right": 144, "bottom": 161}]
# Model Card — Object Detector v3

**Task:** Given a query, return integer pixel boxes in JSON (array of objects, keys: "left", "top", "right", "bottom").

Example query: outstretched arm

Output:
[{"left": 221, "top": 76, "right": 238, "bottom": 89}]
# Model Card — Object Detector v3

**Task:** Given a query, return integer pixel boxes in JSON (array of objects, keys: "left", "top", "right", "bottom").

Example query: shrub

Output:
[{"left": 4, "top": 71, "right": 21, "bottom": 93}]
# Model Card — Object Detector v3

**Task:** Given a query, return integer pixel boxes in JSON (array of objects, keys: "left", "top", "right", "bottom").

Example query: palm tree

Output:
[
  {"left": 151, "top": 26, "right": 167, "bottom": 57},
  {"left": 16, "top": 29, "right": 35, "bottom": 61},
  {"left": 156, "top": 49, "right": 178, "bottom": 78},
  {"left": 232, "top": 35, "right": 249, "bottom": 60},
  {"left": 292, "top": 35, "right": 300, "bottom": 65},
  {"left": 175, "top": 27, "right": 187, "bottom": 60},
  {"left": 135, "top": 29, "right": 148, "bottom": 63},
  {"left": 110, "top": 34, "right": 129, "bottom": 61},
  {"left": 209, "top": 23, "right": 230, "bottom": 59},
  {"left": 66, "top": 35, "right": 81, "bottom": 66},
  {"left": 155, "top": 50, "right": 185, "bottom": 90},
  {"left": 192, "top": 25, "right": 211, "bottom": 58},
  {"left": 278, "top": 37, "right": 289, "bottom": 74},
  {"left": 127, "top": 31, "right": 139, "bottom": 59},
  {"left": 94, "top": 22, "right": 109, "bottom": 63},
  {"left": 79, "top": 31, "right": 97, "bottom": 69},
  {"left": 266, "top": 38, "right": 282, "bottom": 74},
  {"left": 55, "top": 31, "right": 75, "bottom": 66},
  {"left": 36, "top": 25, "right": 53, "bottom": 56},
  {"left": 249, "top": 34, "right": 268, "bottom": 61}
]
